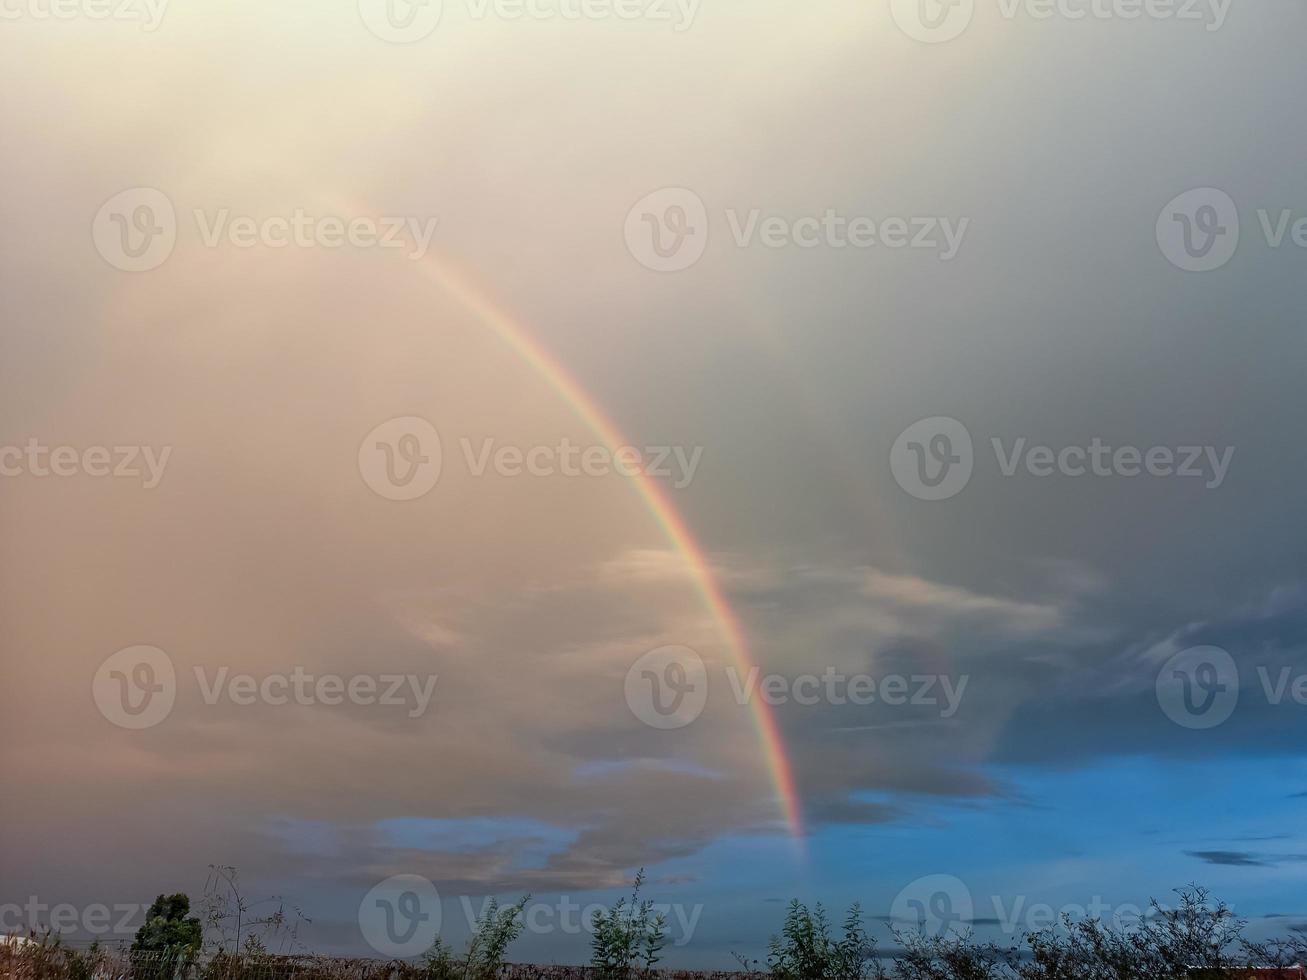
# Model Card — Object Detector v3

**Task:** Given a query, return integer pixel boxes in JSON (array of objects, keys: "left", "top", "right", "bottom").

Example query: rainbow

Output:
[{"left": 410, "top": 255, "right": 805, "bottom": 845}]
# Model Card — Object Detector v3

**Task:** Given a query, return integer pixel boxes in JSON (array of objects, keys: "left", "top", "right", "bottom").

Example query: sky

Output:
[{"left": 2, "top": 0, "right": 1306, "bottom": 969}]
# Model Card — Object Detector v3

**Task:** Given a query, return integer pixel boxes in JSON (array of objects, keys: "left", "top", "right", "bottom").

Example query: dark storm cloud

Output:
[
  {"left": 1187, "top": 851, "right": 1267, "bottom": 867},
  {"left": 5, "top": 1, "right": 1307, "bottom": 967},
  {"left": 989, "top": 589, "right": 1307, "bottom": 768},
  {"left": 1187, "top": 851, "right": 1307, "bottom": 869}
]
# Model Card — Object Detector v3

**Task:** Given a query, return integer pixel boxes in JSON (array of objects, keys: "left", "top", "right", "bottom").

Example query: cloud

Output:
[
  {"left": 5, "top": 2, "right": 1307, "bottom": 962},
  {"left": 859, "top": 569, "right": 1063, "bottom": 635},
  {"left": 990, "top": 582, "right": 1307, "bottom": 768},
  {"left": 1186, "top": 851, "right": 1307, "bottom": 869},
  {"left": 1187, "top": 850, "right": 1267, "bottom": 867}
]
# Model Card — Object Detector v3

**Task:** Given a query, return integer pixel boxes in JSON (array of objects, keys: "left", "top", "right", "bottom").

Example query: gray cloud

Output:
[{"left": 1187, "top": 851, "right": 1267, "bottom": 867}]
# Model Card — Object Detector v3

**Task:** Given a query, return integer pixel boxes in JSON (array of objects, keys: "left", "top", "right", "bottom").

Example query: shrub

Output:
[
  {"left": 423, "top": 895, "right": 530, "bottom": 980},
  {"left": 131, "top": 894, "right": 204, "bottom": 979},
  {"left": 881, "top": 929, "right": 1014, "bottom": 980},
  {"left": 1016, "top": 887, "right": 1248, "bottom": 980},
  {"left": 748, "top": 900, "right": 873, "bottom": 980},
  {"left": 589, "top": 870, "right": 668, "bottom": 980}
]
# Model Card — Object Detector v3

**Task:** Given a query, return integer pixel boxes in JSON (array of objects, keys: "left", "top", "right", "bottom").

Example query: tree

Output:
[
  {"left": 131, "top": 893, "right": 203, "bottom": 977},
  {"left": 756, "top": 900, "right": 875, "bottom": 980},
  {"left": 590, "top": 870, "right": 668, "bottom": 980},
  {"left": 420, "top": 895, "right": 530, "bottom": 980},
  {"left": 1017, "top": 886, "right": 1246, "bottom": 980}
]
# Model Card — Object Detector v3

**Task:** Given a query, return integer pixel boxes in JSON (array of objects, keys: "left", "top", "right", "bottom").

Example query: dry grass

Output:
[{"left": 0, "top": 945, "right": 749, "bottom": 980}]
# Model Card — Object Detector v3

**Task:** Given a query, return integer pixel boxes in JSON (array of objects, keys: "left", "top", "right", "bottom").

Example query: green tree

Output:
[
  {"left": 131, "top": 893, "right": 203, "bottom": 978},
  {"left": 590, "top": 870, "right": 668, "bottom": 980},
  {"left": 421, "top": 895, "right": 530, "bottom": 980},
  {"left": 761, "top": 900, "right": 874, "bottom": 980}
]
